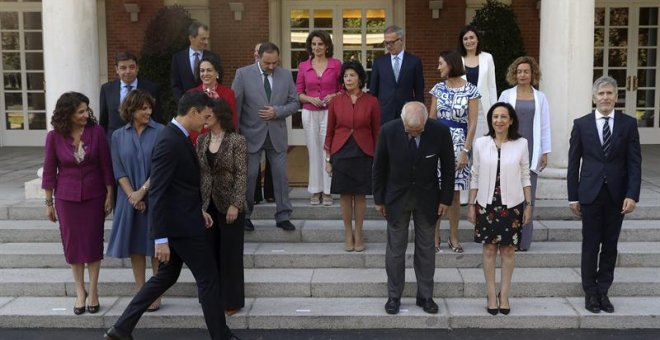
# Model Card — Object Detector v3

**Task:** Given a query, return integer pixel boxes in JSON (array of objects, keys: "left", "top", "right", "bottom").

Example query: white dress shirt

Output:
[{"left": 595, "top": 109, "right": 615, "bottom": 145}]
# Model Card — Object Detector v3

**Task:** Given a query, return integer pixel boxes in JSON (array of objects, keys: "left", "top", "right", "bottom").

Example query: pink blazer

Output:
[{"left": 42, "top": 124, "right": 114, "bottom": 202}]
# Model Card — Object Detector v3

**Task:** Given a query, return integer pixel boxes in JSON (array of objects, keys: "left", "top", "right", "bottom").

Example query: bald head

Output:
[{"left": 401, "top": 102, "right": 427, "bottom": 136}]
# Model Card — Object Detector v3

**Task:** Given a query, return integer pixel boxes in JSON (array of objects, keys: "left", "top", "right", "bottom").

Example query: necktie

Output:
[
  {"left": 602, "top": 117, "right": 611, "bottom": 157},
  {"left": 409, "top": 135, "right": 418, "bottom": 159},
  {"left": 121, "top": 85, "right": 133, "bottom": 103},
  {"left": 263, "top": 72, "right": 271, "bottom": 101},
  {"left": 193, "top": 52, "right": 200, "bottom": 80},
  {"left": 393, "top": 56, "right": 401, "bottom": 81}
]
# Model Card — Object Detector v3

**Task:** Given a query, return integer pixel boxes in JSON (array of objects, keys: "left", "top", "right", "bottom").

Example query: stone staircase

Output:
[{"left": 0, "top": 192, "right": 659, "bottom": 330}]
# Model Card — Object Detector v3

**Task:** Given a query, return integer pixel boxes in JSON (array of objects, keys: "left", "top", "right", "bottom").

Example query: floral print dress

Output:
[{"left": 474, "top": 148, "right": 523, "bottom": 246}]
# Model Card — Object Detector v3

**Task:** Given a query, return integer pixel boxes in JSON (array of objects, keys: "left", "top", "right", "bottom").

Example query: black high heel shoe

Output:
[
  {"left": 87, "top": 292, "right": 100, "bottom": 314},
  {"left": 498, "top": 292, "right": 510, "bottom": 315},
  {"left": 486, "top": 296, "right": 498, "bottom": 315},
  {"left": 74, "top": 291, "right": 87, "bottom": 315}
]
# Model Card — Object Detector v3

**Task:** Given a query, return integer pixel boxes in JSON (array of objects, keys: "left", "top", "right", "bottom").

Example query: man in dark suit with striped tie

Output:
[{"left": 567, "top": 75, "right": 642, "bottom": 314}]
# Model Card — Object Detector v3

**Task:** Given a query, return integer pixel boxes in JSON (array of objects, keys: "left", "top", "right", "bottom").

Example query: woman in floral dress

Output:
[{"left": 429, "top": 49, "right": 480, "bottom": 253}]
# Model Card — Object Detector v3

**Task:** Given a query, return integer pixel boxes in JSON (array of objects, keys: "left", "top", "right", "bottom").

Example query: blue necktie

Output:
[
  {"left": 602, "top": 117, "right": 611, "bottom": 157},
  {"left": 393, "top": 56, "right": 401, "bottom": 81}
]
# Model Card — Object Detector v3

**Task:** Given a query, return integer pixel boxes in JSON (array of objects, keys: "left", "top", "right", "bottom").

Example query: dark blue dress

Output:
[{"left": 107, "top": 119, "right": 164, "bottom": 258}]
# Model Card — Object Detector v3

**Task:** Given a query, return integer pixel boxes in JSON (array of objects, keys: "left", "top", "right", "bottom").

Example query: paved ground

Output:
[{"left": 1, "top": 328, "right": 659, "bottom": 339}]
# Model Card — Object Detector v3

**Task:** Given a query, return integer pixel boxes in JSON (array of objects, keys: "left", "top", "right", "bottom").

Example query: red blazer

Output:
[
  {"left": 42, "top": 124, "right": 114, "bottom": 202},
  {"left": 187, "top": 83, "right": 237, "bottom": 144},
  {"left": 325, "top": 91, "right": 381, "bottom": 157}
]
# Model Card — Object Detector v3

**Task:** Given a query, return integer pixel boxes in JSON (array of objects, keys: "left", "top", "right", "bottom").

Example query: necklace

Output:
[{"left": 210, "top": 131, "right": 224, "bottom": 143}]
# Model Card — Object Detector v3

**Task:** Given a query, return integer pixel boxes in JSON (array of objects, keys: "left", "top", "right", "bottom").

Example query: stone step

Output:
[
  {"left": 1, "top": 219, "right": 660, "bottom": 244},
  {"left": 0, "top": 267, "right": 657, "bottom": 298},
  {"left": 0, "top": 296, "right": 658, "bottom": 329},
  {"left": 0, "top": 241, "right": 658, "bottom": 269},
  {"left": 5, "top": 197, "right": 660, "bottom": 221}
]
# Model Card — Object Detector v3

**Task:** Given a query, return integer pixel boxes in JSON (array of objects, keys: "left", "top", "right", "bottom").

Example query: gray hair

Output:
[
  {"left": 384, "top": 25, "right": 404, "bottom": 39},
  {"left": 592, "top": 75, "right": 618, "bottom": 96},
  {"left": 401, "top": 101, "right": 428, "bottom": 127}
]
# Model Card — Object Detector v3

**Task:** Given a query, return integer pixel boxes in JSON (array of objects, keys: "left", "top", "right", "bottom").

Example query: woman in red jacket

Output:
[{"left": 324, "top": 61, "right": 380, "bottom": 251}]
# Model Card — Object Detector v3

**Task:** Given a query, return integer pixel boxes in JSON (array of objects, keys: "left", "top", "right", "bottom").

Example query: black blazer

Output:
[
  {"left": 567, "top": 111, "right": 641, "bottom": 205},
  {"left": 369, "top": 51, "right": 425, "bottom": 125},
  {"left": 373, "top": 119, "right": 455, "bottom": 223},
  {"left": 148, "top": 123, "right": 205, "bottom": 239},
  {"left": 170, "top": 48, "right": 220, "bottom": 102},
  {"left": 99, "top": 77, "right": 162, "bottom": 136}
]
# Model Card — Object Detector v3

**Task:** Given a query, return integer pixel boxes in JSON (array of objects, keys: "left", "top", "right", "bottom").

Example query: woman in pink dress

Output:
[{"left": 42, "top": 92, "right": 114, "bottom": 315}]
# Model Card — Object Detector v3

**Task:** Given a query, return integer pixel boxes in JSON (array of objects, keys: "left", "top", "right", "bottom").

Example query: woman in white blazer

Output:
[
  {"left": 498, "top": 56, "right": 551, "bottom": 251},
  {"left": 467, "top": 102, "right": 532, "bottom": 315},
  {"left": 459, "top": 26, "right": 497, "bottom": 139}
]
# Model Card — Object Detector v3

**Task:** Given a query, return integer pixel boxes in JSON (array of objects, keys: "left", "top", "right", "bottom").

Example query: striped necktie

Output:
[
  {"left": 393, "top": 56, "right": 401, "bottom": 81},
  {"left": 602, "top": 117, "right": 611, "bottom": 157}
]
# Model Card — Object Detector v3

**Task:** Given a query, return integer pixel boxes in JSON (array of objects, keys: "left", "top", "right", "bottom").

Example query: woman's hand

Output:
[
  {"left": 322, "top": 94, "right": 336, "bottom": 106},
  {"left": 538, "top": 153, "right": 548, "bottom": 172},
  {"left": 325, "top": 162, "right": 333, "bottom": 176},
  {"left": 467, "top": 205, "right": 477, "bottom": 224},
  {"left": 523, "top": 205, "right": 533, "bottom": 225},
  {"left": 457, "top": 151, "right": 469, "bottom": 170},
  {"left": 135, "top": 201, "right": 146, "bottom": 213},
  {"left": 128, "top": 188, "right": 146, "bottom": 206},
  {"left": 226, "top": 205, "right": 239, "bottom": 224},
  {"left": 104, "top": 195, "right": 114, "bottom": 217},
  {"left": 46, "top": 206, "right": 57, "bottom": 222},
  {"left": 309, "top": 97, "right": 324, "bottom": 108}
]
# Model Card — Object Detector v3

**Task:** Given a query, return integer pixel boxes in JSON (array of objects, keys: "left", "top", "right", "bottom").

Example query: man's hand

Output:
[
  {"left": 621, "top": 198, "right": 636, "bottom": 215},
  {"left": 569, "top": 202, "right": 581, "bottom": 217},
  {"left": 437, "top": 203, "right": 449, "bottom": 218},
  {"left": 375, "top": 204, "right": 386, "bottom": 217},
  {"left": 155, "top": 243, "right": 170, "bottom": 264},
  {"left": 202, "top": 210, "right": 214, "bottom": 228},
  {"left": 258, "top": 106, "right": 276, "bottom": 120}
]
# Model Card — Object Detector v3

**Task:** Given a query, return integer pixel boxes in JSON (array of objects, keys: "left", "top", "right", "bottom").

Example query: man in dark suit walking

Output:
[
  {"left": 171, "top": 21, "right": 220, "bottom": 103},
  {"left": 99, "top": 51, "right": 161, "bottom": 139},
  {"left": 567, "top": 75, "right": 641, "bottom": 314},
  {"left": 369, "top": 25, "right": 424, "bottom": 125},
  {"left": 373, "top": 101, "right": 455, "bottom": 315},
  {"left": 104, "top": 92, "right": 239, "bottom": 340}
]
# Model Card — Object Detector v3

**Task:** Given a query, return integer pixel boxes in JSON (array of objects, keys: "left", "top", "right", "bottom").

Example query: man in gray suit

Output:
[{"left": 232, "top": 42, "right": 300, "bottom": 231}]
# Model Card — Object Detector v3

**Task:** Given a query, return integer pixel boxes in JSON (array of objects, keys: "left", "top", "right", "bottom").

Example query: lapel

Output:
[
  {"left": 110, "top": 80, "right": 121, "bottom": 111},
  {"left": 586, "top": 112, "right": 607, "bottom": 160},
  {"left": 252, "top": 64, "right": 269, "bottom": 103},
  {"left": 383, "top": 54, "right": 397, "bottom": 84},
  {"left": 168, "top": 122, "right": 199, "bottom": 170}
]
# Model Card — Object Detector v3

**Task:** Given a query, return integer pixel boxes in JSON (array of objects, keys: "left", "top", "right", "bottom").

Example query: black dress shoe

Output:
[
  {"left": 585, "top": 295, "right": 601, "bottom": 313},
  {"left": 244, "top": 219, "right": 255, "bottom": 231},
  {"left": 385, "top": 297, "right": 400, "bottom": 314},
  {"left": 224, "top": 326, "right": 241, "bottom": 340},
  {"left": 599, "top": 295, "right": 615, "bottom": 313},
  {"left": 416, "top": 297, "right": 439, "bottom": 314},
  {"left": 104, "top": 327, "right": 133, "bottom": 340},
  {"left": 276, "top": 220, "right": 296, "bottom": 231}
]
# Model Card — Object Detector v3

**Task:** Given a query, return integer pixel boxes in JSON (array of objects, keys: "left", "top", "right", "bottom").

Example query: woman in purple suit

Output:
[{"left": 42, "top": 92, "right": 114, "bottom": 315}]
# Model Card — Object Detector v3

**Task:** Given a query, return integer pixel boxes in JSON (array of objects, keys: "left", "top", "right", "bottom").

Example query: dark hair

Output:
[
  {"left": 119, "top": 89, "right": 155, "bottom": 122},
  {"left": 440, "top": 50, "right": 465, "bottom": 78},
  {"left": 211, "top": 98, "right": 235, "bottom": 133},
  {"left": 258, "top": 42, "right": 280, "bottom": 57},
  {"left": 196, "top": 55, "right": 224, "bottom": 84},
  {"left": 339, "top": 60, "right": 367, "bottom": 89},
  {"left": 305, "top": 30, "right": 334, "bottom": 58},
  {"left": 177, "top": 91, "right": 214, "bottom": 116},
  {"left": 457, "top": 25, "right": 482, "bottom": 56},
  {"left": 486, "top": 102, "right": 522, "bottom": 140},
  {"left": 50, "top": 92, "right": 97, "bottom": 135},
  {"left": 188, "top": 21, "right": 208, "bottom": 37},
  {"left": 115, "top": 51, "right": 138, "bottom": 66}
]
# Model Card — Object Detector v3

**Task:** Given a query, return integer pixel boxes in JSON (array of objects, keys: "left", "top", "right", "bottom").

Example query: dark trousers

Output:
[
  {"left": 206, "top": 201, "right": 246, "bottom": 310},
  {"left": 254, "top": 158, "right": 274, "bottom": 202},
  {"left": 580, "top": 184, "right": 625, "bottom": 296},
  {"left": 113, "top": 235, "right": 228, "bottom": 339},
  {"left": 385, "top": 191, "right": 437, "bottom": 299}
]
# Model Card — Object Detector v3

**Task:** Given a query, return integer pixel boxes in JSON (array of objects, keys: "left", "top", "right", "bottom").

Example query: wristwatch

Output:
[
  {"left": 325, "top": 157, "right": 331, "bottom": 163},
  {"left": 525, "top": 201, "right": 533, "bottom": 206},
  {"left": 462, "top": 147, "right": 470, "bottom": 153}
]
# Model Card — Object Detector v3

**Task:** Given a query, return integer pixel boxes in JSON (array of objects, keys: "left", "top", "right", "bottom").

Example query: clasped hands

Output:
[
  {"left": 127, "top": 189, "right": 146, "bottom": 213},
  {"left": 308, "top": 94, "right": 335, "bottom": 108}
]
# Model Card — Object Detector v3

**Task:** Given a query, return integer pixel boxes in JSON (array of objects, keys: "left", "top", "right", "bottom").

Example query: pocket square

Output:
[{"left": 425, "top": 154, "right": 436, "bottom": 158}]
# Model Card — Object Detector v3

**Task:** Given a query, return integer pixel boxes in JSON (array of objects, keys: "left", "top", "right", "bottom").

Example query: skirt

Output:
[
  {"left": 55, "top": 196, "right": 105, "bottom": 264},
  {"left": 330, "top": 137, "right": 372, "bottom": 195}
]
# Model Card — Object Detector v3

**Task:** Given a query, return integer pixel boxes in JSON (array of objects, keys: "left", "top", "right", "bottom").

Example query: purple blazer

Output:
[{"left": 42, "top": 124, "right": 114, "bottom": 202}]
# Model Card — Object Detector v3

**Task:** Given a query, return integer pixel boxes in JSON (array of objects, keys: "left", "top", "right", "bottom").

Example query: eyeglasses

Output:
[{"left": 383, "top": 38, "right": 401, "bottom": 46}]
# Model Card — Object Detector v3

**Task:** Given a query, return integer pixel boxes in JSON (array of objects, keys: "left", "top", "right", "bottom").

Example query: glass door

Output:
[
  {"left": 282, "top": 0, "right": 390, "bottom": 145},
  {"left": 0, "top": 1, "right": 45, "bottom": 146},
  {"left": 594, "top": 2, "right": 660, "bottom": 143}
]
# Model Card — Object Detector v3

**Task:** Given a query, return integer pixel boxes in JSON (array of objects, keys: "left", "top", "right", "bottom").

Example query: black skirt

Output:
[{"left": 330, "top": 136, "right": 373, "bottom": 195}]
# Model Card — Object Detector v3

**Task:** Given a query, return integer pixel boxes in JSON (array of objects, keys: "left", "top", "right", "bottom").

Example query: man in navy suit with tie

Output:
[
  {"left": 99, "top": 51, "right": 161, "bottom": 139},
  {"left": 369, "top": 25, "right": 424, "bottom": 125},
  {"left": 171, "top": 21, "right": 220, "bottom": 103},
  {"left": 567, "top": 75, "right": 641, "bottom": 314}
]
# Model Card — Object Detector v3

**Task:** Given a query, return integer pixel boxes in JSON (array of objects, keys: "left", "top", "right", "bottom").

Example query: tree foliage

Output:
[
  {"left": 139, "top": 5, "right": 193, "bottom": 121},
  {"left": 470, "top": 0, "right": 526, "bottom": 95}
]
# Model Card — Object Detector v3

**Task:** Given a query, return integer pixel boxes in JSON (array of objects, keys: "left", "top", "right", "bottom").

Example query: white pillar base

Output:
[{"left": 537, "top": 167, "right": 568, "bottom": 200}]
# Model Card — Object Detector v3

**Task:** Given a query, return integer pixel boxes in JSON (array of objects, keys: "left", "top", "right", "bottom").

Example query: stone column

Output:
[
  {"left": 42, "top": 0, "right": 100, "bottom": 128},
  {"left": 536, "top": 0, "right": 594, "bottom": 199}
]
